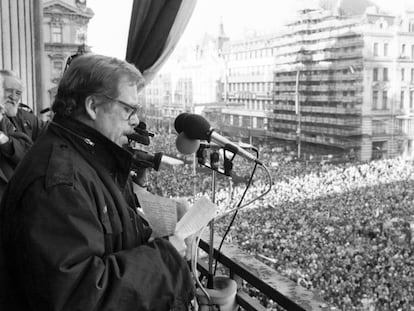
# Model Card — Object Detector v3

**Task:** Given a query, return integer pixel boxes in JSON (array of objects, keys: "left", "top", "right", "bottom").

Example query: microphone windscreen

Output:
[
  {"left": 137, "top": 121, "right": 147, "bottom": 130},
  {"left": 181, "top": 114, "right": 210, "bottom": 140},
  {"left": 176, "top": 132, "right": 200, "bottom": 154},
  {"left": 174, "top": 113, "right": 189, "bottom": 133}
]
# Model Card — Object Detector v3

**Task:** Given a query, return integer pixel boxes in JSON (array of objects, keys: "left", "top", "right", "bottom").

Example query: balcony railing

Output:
[{"left": 196, "top": 236, "right": 332, "bottom": 311}]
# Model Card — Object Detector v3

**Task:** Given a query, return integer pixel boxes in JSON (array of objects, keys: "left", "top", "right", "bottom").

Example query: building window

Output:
[
  {"left": 52, "top": 60, "right": 63, "bottom": 77},
  {"left": 373, "top": 120, "right": 387, "bottom": 134},
  {"left": 412, "top": 45, "right": 414, "bottom": 59},
  {"left": 384, "top": 43, "right": 389, "bottom": 56},
  {"left": 257, "top": 117, "right": 264, "bottom": 128},
  {"left": 373, "top": 90, "right": 378, "bottom": 110},
  {"left": 401, "top": 68, "right": 405, "bottom": 81},
  {"left": 373, "top": 68, "right": 378, "bottom": 81},
  {"left": 383, "top": 68, "right": 388, "bottom": 81},
  {"left": 400, "top": 91, "right": 405, "bottom": 109},
  {"left": 51, "top": 25, "right": 62, "bottom": 43},
  {"left": 401, "top": 44, "right": 406, "bottom": 57},
  {"left": 411, "top": 68, "right": 414, "bottom": 82},
  {"left": 382, "top": 91, "right": 388, "bottom": 109},
  {"left": 373, "top": 43, "right": 379, "bottom": 56},
  {"left": 242, "top": 116, "right": 250, "bottom": 127},
  {"left": 410, "top": 91, "right": 414, "bottom": 109}
]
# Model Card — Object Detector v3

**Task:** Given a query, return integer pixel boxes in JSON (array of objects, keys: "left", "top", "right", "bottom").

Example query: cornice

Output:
[{"left": 43, "top": 0, "right": 94, "bottom": 19}]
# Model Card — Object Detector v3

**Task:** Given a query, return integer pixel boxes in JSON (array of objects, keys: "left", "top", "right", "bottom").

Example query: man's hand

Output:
[
  {"left": 0, "top": 105, "right": 4, "bottom": 121},
  {"left": 169, "top": 233, "right": 187, "bottom": 257},
  {"left": 0, "top": 131, "right": 9, "bottom": 145}
]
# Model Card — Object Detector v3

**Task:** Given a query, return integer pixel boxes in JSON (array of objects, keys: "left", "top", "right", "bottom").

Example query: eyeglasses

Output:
[{"left": 99, "top": 94, "right": 142, "bottom": 120}]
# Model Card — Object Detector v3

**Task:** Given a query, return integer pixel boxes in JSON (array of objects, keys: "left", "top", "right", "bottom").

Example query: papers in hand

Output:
[
  {"left": 136, "top": 189, "right": 218, "bottom": 239},
  {"left": 136, "top": 189, "right": 177, "bottom": 238},
  {"left": 175, "top": 196, "right": 218, "bottom": 239}
]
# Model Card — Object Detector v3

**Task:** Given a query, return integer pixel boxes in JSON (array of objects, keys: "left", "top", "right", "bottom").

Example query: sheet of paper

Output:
[
  {"left": 136, "top": 190, "right": 177, "bottom": 238},
  {"left": 175, "top": 196, "right": 218, "bottom": 239}
]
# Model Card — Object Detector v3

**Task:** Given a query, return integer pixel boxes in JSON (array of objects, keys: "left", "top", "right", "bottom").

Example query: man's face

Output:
[
  {"left": 2, "top": 75, "right": 23, "bottom": 117},
  {"left": 94, "top": 78, "right": 140, "bottom": 147}
]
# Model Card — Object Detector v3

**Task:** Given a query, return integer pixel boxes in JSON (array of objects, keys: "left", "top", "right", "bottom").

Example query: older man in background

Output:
[
  {"left": 0, "top": 70, "right": 47, "bottom": 142},
  {"left": 0, "top": 73, "right": 32, "bottom": 200}
]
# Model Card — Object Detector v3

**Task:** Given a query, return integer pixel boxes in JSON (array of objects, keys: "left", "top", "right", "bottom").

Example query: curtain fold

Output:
[
  {"left": 125, "top": 0, "right": 197, "bottom": 84},
  {"left": 142, "top": 0, "right": 197, "bottom": 84}
]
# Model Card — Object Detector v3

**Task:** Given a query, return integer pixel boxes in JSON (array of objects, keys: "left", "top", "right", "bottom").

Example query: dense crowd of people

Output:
[{"left": 142, "top": 129, "right": 414, "bottom": 311}]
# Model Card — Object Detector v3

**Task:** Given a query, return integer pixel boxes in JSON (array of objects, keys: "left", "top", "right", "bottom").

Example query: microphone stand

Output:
[
  {"left": 195, "top": 149, "right": 238, "bottom": 311},
  {"left": 207, "top": 169, "right": 216, "bottom": 289}
]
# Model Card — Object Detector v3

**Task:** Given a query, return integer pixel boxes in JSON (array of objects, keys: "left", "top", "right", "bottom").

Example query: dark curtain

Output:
[{"left": 125, "top": 0, "right": 182, "bottom": 73}]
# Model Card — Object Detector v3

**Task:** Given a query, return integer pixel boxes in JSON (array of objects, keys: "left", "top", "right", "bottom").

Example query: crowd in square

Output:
[{"left": 145, "top": 131, "right": 414, "bottom": 310}]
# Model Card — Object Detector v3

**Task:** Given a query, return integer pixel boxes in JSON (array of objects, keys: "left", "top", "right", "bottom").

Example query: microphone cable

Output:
[
  {"left": 187, "top": 161, "right": 272, "bottom": 301},
  {"left": 213, "top": 162, "right": 273, "bottom": 275}
]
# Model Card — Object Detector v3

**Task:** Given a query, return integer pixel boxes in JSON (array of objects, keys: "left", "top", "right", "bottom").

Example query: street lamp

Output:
[{"left": 295, "top": 69, "right": 301, "bottom": 159}]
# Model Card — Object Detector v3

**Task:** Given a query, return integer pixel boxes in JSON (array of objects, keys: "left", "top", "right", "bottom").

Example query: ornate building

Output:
[
  {"left": 42, "top": 0, "right": 93, "bottom": 111},
  {"left": 0, "top": 0, "right": 43, "bottom": 113},
  {"left": 141, "top": 24, "right": 228, "bottom": 133},
  {"left": 220, "top": 5, "right": 414, "bottom": 161}
]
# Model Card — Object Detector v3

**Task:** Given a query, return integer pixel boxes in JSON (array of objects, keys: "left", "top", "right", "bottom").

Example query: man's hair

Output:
[
  {"left": 0, "top": 69, "right": 19, "bottom": 78},
  {"left": 52, "top": 54, "right": 145, "bottom": 118},
  {"left": 0, "top": 70, "right": 22, "bottom": 88}
]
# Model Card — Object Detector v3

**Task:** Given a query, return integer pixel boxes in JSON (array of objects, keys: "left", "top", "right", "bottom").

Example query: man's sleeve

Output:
[
  {"left": 16, "top": 180, "right": 194, "bottom": 311},
  {"left": 0, "top": 117, "right": 32, "bottom": 164},
  {"left": 29, "top": 111, "right": 48, "bottom": 141}
]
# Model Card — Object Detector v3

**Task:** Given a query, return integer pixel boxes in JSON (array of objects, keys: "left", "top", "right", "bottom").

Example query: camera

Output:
[
  {"left": 126, "top": 121, "right": 154, "bottom": 146},
  {"left": 131, "top": 149, "right": 163, "bottom": 171},
  {"left": 126, "top": 121, "right": 163, "bottom": 171}
]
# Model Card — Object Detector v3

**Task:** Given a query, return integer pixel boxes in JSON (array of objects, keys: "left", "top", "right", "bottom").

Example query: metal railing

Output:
[{"left": 196, "top": 237, "right": 332, "bottom": 311}]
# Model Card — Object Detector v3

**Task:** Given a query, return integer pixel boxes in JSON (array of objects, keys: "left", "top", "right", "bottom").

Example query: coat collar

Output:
[{"left": 50, "top": 116, "right": 133, "bottom": 188}]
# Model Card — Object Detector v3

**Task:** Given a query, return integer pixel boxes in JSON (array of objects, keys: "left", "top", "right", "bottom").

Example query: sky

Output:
[{"left": 87, "top": 0, "right": 410, "bottom": 60}]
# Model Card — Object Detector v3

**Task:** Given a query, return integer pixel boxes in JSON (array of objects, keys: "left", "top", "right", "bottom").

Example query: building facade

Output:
[
  {"left": 141, "top": 28, "right": 227, "bottom": 133},
  {"left": 42, "top": 0, "right": 93, "bottom": 111},
  {"left": 0, "top": 0, "right": 44, "bottom": 113},
  {"left": 220, "top": 6, "right": 414, "bottom": 161},
  {"left": 220, "top": 35, "right": 275, "bottom": 146}
]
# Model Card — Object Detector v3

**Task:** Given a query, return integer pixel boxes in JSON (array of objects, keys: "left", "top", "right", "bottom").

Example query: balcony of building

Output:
[
  {"left": 275, "top": 27, "right": 360, "bottom": 48},
  {"left": 312, "top": 50, "right": 363, "bottom": 61},
  {"left": 301, "top": 135, "right": 359, "bottom": 148},
  {"left": 221, "top": 124, "right": 267, "bottom": 138},
  {"left": 226, "top": 92, "right": 273, "bottom": 101},
  {"left": 273, "top": 93, "right": 363, "bottom": 103},
  {"left": 227, "top": 75, "right": 274, "bottom": 83},
  {"left": 274, "top": 71, "right": 363, "bottom": 83},
  {"left": 297, "top": 94, "right": 363, "bottom": 103},
  {"left": 396, "top": 114, "right": 414, "bottom": 137},
  {"left": 273, "top": 103, "right": 361, "bottom": 115},
  {"left": 195, "top": 235, "right": 331, "bottom": 311},
  {"left": 271, "top": 119, "right": 362, "bottom": 136},
  {"left": 222, "top": 108, "right": 267, "bottom": 118},
  {"left": 275, "top": 83, "right": 361, "bottom": 93},
  {"left": 268, "top": 130, "right": 297, "bottom": 141},
  {"left": 302, "top": 105, "right": 361, "bottom": 114},
  {"left": 299, "top": 115, "right": 361, "bottom": 126}
]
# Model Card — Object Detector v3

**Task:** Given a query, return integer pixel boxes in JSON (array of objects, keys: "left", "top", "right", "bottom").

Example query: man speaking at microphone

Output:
[{"left": 0, "top": 54, "right": 194, "bottom": 310}]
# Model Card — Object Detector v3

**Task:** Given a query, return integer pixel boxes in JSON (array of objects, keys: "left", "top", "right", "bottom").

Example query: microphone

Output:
[
  {"left": 174, "top": 112, "right": 190, "bottom": 133},
  {"left": 176, "top": 132, "right": 200, "bottom": 154},
  {"left": 176, "top": 114, "right": 262, "bottom": 165}
]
